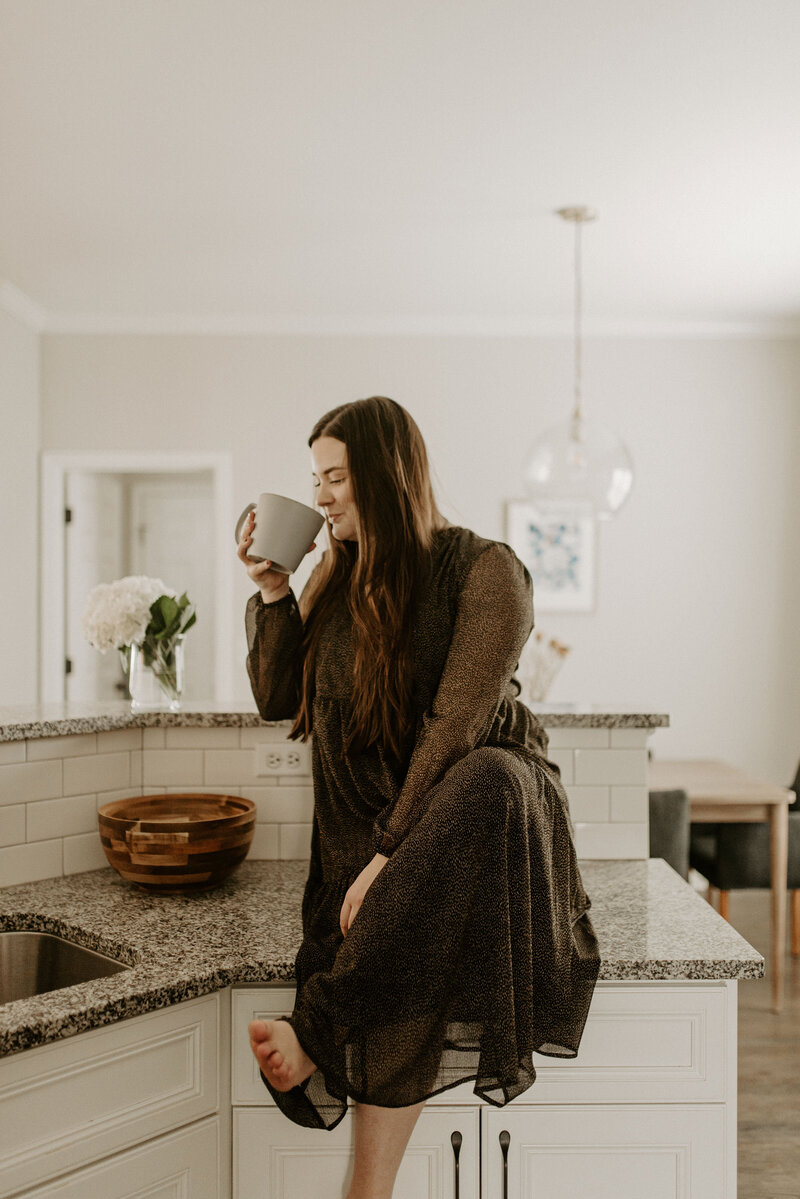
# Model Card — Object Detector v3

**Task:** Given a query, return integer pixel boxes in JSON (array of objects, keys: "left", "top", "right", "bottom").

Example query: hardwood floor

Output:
[{"left": 707, "top": 886, "right": 800, "bottom": 1199}]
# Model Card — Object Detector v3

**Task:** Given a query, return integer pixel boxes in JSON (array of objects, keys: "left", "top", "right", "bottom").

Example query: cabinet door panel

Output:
[
  {"left": 483, "top": 1106, "right": 728, "bottom": 1199},
  {"left": 0, "top": 994, "right": 218, "bottom": 1198},
  {"left": 234, "top": 1105, "right": 478, "bottom": 1199},
  {"left": 16, "top": 1116, "right": 219, "bottom": 1199}
]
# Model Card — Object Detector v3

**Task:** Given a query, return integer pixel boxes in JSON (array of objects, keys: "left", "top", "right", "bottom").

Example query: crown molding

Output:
[
  {"left": 40, "top": 312, "right": 800, "bottom": 338},
  {"left": 0, "top": 280, "right": 47, "bottom": 330}
]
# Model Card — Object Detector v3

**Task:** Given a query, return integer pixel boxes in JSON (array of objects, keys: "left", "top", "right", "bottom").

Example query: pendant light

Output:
[{"left": 523, "top": 206, "right": 634, "bottom": 520}]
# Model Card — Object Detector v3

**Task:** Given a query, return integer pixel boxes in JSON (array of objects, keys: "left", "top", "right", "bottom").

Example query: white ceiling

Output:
[{"left": 2, "top": 0, "right": 800, "bottom": 334}]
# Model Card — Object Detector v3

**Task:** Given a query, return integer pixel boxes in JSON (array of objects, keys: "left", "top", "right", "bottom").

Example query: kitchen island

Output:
[
  {"left": 0, "top": 859, "right": 761, "bottom": 1199},
  {"left": 0, "top": 702, "right": 761, "bottom": 1197}
]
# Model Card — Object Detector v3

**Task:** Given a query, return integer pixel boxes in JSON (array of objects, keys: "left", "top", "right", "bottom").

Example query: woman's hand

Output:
[
  {"left": 237, "top": 510, "right": 316, "bottom": 603},
  {"left": 340, "top": 853, "right": 389, "bottom": 936}
]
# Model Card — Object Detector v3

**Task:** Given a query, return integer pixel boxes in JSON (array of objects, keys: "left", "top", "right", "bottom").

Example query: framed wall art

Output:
[{"left": 505, "top": 500, "right": 596, "bottom": 613}]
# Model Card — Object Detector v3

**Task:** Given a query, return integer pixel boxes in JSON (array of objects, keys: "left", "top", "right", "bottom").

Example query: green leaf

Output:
[{"left": 180, "top": 610, "right": 197, "bottom": 634}]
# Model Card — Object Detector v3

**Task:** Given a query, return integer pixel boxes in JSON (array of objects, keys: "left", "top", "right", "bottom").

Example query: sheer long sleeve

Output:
[
  {"left": 245, "top": 590, "right": 305, "bottom": 721},
  {"left": 373, "top": 542, "right": 534, "bottom": 856}
]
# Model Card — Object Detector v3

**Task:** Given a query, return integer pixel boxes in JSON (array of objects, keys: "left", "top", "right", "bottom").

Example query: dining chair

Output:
[
  {"left": 648, "top": 788, "right": 689, "bottom": 879},
  {"left": 688, "top": 760, "right": 800, "bottom": 954}
]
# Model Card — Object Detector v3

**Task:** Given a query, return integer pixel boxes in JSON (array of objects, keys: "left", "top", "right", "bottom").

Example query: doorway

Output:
[{"left": 41, "top": 452, "right": 233, "bottom": 704}]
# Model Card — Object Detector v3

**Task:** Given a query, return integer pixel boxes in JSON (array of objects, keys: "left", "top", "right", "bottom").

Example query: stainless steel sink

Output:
[{"left": 0, "top": 931, "right": 130, "bottom": 1004}]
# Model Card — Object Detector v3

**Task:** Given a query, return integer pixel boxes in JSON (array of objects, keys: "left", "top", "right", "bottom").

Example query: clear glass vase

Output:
[{"left": 127, "top": 636, "right": 185, "bottom": 712}]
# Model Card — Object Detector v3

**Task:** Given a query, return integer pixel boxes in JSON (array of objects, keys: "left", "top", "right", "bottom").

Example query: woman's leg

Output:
[{"left": 346, "top": 1100, "right": 426, "bottom": 1199}]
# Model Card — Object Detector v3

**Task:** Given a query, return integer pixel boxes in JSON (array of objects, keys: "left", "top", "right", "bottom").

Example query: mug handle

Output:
[{"left": 235, "top": 502, "right": 257, "bottom": 545}]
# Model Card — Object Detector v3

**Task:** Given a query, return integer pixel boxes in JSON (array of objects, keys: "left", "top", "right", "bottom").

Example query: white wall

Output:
[
  {"left": 38, "top": 332, "right": 800, "bottom": 784},
  {"left": 0, "top": 308, "right": 40, "bottom": 705}
]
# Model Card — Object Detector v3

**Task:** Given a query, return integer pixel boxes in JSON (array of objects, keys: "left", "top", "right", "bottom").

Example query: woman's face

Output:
[{"left": 311, "top": 436, "right": 359, "bottom": 542}]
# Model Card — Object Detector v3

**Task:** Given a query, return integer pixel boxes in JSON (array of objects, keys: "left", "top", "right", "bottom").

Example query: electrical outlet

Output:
[{"left": 254, "top": 743, "right": 311, "bottom": 777}]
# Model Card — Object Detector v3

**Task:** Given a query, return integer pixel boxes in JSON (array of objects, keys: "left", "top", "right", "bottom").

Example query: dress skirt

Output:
[{"left": 260, "top": 743, "right": 600, "bottom": 1130}]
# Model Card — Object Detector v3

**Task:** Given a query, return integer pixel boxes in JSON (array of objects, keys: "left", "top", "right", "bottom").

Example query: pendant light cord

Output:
[{"left": 572, "top": 216, "right": 583, "bottom": 429}]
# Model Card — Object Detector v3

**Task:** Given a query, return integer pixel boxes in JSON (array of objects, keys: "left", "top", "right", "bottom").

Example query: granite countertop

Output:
[
  {"left": 0, "top": 701, "right": 669, "bottom": 742},
  {"left": 0, "top": 858, "right": 761, "bottom": 1057}
]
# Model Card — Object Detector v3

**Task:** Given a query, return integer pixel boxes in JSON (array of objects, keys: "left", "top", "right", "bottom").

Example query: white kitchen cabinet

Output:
[
  {"left": 232, "top": 981, "right": 737, "bottom": 1199},
  {"left": 0, "top": 992, "right": 223, "bottom": 1199},
  {"left": 14, "top": 1115, "right": 220, "bottom": 1199},
  {"left": 235, "top": 1106, "right": 479, "bottom": 1199},
  {"left": 482, "top": 1105, "right": 729, "bottom": 1199}
]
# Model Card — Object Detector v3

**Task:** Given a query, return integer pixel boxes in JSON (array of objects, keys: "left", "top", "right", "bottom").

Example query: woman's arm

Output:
[
  {"left": 245, "top": 589, "right": 306, "bottom": 721},
  {"left": 373, "top": 542, "right": 534, "bottom": 856},
  {"left": 239, "top": 508, "right": 322, "bottom": 721}
]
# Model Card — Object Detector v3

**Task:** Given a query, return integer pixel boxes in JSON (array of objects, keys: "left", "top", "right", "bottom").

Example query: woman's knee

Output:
[{"left": 445, "top": 745, "right": 526, "bottom": 818}]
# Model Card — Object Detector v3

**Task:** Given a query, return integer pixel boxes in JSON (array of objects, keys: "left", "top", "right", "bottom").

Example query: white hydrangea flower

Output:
[{"left": 82, "top": 575, "right": 174, "bottom": 652}]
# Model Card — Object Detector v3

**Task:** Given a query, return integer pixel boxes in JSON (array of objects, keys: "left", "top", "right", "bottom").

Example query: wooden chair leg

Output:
[
  {"left": 719, "top": 890, "right": 730, "bottom": 922},
  {"left": 792, "top": 890, "right": 799, "bottom": 957}
]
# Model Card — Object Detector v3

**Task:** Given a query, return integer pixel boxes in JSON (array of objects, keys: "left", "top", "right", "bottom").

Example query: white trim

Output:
[
  {"left": 40, "top": 452, "right": 234, "bottom": 704},
  {"left": 40, "top": 312, "right": 800, "bottom": 339},
  {"left": 0, "top": 281, "right": 46, "bottom": 330}
]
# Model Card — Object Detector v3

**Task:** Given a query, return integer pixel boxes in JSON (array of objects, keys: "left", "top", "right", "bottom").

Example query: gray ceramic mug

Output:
[{"left": 235, "top": 493, "right": 324, "bottom": 574}]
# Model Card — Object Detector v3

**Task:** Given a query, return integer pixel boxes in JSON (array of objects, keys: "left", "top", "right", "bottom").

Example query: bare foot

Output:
[{"left": 249, "top": 1018, "right": 317, "bottom": 1092}]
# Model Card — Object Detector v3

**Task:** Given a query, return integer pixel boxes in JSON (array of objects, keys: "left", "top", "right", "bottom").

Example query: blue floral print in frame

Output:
[{"left": 505, "top": 501, "right": 595, "bottom": 612}]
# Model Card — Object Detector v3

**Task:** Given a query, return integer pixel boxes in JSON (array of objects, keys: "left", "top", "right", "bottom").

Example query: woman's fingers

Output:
[{"left": 340, "top": 897, "right": 355, "bottom": 936}]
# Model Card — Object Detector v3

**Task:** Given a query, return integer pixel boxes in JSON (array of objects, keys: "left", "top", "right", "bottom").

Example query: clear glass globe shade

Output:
[{"left": 523, "top": 417, "right": 634, "bottom": 520}]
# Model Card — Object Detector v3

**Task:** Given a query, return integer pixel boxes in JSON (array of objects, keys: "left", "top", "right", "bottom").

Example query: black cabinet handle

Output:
[
  {"left": 451, "top": 1129, "right": 462, "bottom": 1199},
  {"left": 499, "top": 1129, "right": 510, "bottom": 1199}
]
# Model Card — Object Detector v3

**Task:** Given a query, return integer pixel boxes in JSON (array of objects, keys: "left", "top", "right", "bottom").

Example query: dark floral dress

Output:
[{"left": 245, "top": 525, "right": 599, "bottom": 1130}]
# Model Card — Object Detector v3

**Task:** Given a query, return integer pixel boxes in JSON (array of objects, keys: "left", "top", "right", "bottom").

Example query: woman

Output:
[{"left": 238, "top": 396, "right": 599, "bottom": 1199}]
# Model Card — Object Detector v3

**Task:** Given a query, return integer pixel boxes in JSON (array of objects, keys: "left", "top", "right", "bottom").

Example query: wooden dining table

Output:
[{"left": 648, "top": 757, "right": 793, "bottom": 1012}]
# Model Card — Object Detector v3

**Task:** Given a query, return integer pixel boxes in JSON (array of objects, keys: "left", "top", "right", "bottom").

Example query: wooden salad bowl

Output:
[{"left": 98, "top": 793, "right": 257, "bottom": 893}]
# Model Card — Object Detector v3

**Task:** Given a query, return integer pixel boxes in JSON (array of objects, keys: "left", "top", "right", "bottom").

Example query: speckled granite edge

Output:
[
  {"left": 0, "top": 703, "right": 669, "bottom": 742},
  {"left": 0, "top": 859, "right": 760, "bottom": 1057}
]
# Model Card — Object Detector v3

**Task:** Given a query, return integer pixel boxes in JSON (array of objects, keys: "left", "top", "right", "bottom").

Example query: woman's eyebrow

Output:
[{"left": 311, "top": 466, "right": 346, "bottom": 478}]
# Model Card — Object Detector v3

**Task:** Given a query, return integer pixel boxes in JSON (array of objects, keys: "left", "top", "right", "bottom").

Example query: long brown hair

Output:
[{"left": 288, "top": 397, "right": 448, "bottom": 760}]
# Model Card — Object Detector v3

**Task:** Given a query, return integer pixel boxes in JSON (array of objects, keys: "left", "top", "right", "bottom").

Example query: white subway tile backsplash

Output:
[
  {"left": 573, "top": 821, "right": 649, "bottom": 859},
  {"left": 27, "top": 733, "right": 97, "bottom": 760},
  {"left": 0, "top": 759, "right": 62, "bottom": 806},
  {"left": 240, "top": 725, "right": 292, "bottom": 748},
  {"left": 611, "top": 786, "right": 649, "bottom": 822},
  {"left": 546, "top": 749, "right": 574, "bottom": 785},
  {"left": 142, "top": 749, "right": 204, "bottom": 786},
  {"left": 204, "top": 749, "right": 258, "bottom": 785},
  {"left": 574, "top": 748, "right": 648, "bottom": 786},
  {"left": 97, "top": 729, "right": 142, "bottom": 753},
  {"left": 63, "top": 832, "right": 108, "bottom": 875},
  {"left": 565, "top": 786, "right": 610, "bottom": 823},
  {"left": 63, "top": 752, "right": 130, "bottom": 797},
  {"left": 0, "top": 839, "right": 62, "bottom": 886},
  {"left": 0, "top": 722, "right": 656, "bottom": 885},
  {"left": 164, "top": 785, "right": 241, "bottom": 795},
  {"left": 97, "top": 788, "right": 143, "bottom": 806},
  {"left": 130, "top": 750, "right": 143, "bottom": 785},
  {"left": 280, "top": 823, "right": 313, "bottom": 859},
  {"left": 165, "top": 728, "right": 240, "bottom": 749},
  {"left": 249, "top": 823, "right": 279, "bottom": 859},
  {"left": 244, "top": 785, "right": 315, "bottom": 823},
  {"left": 0, "top": 743, "right": 25, "bottom": 765},
  {"left": 546, "top": 728, "right": 610, "bottom": 750},
  {"left": 27, "top": 794, "right": 98, "bottom": 841},
  {"left": 0, "top": 805, "right": 25, "bottom": 848}
]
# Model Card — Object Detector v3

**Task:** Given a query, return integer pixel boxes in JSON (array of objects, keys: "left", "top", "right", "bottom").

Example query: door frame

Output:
[{"left": 41, "top": 451, "right": 234, "bottom": 703}]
